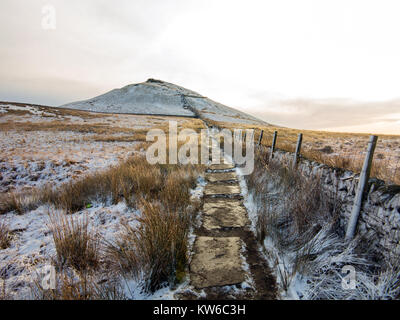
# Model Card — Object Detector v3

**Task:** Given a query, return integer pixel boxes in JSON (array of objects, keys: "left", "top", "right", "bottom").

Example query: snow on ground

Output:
[
  {"left": 187, "top": 176, "right": 207, "bottom": 259},
  {"left": 186, "top": 95, "right": 266, "bottom": 125},
  {"left": 235, "top": 166, "right": 301, "bottom": 299},
  {"left": 236, "top": 157, "right": 400, "bottom": 300},
  {"left": 0, "top": 103, "right": 209, "bottom": 299},
  {"left": 0, "top": 201, "right": 141, "bottom": 299},
  {"left": 0, "top": 104, "right": 55, "bottom": 117},
  {"left": 0, "top": 103, "right": 191, "bottom": 193},
  {"left": 0, "top": 130, "right": 138, "bottom": 193},
  {"left": 0, "top": 176, "right": 207, "bottom": 300}
]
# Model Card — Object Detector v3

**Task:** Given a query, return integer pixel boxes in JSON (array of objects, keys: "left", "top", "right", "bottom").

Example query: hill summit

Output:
[{"left": 60, "top": 79, "right": 269, "bottom": 125}]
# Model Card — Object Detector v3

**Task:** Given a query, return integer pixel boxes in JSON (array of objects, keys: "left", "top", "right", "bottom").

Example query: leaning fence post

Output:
[
  {"left": 293, "top": 133, "right": 303, "bottom": 169},
  {"left": 345, "top": 135, "right": 378, "bottom": 240},
  {"left": 258, "top": 130, "right": 264, "bottom": 147},
  {"left": 269, "top": 131, "right": 278, "bottom": 161}
]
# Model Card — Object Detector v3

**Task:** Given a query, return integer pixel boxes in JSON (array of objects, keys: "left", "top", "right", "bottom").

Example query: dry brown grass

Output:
[
  {"left": 1, "top": 152, "right": 204, "bottom": 216},
  {"left": 208, "top": 119, "right": 400, "bottom": 185},
  {"left": 0, "top": 193, "right": 23, "bottom": 215},
  {"left": 91, "top": 133, "right": 148, "bottom": 142},
  {"left": 33, "top": 270, "right": 119, "bottom": 300},
  {"left": 0, "top": 107, "right": 208, "bottom": 297},
  {"left": 37, "top": 272, "right": 94, "bottom": 300},
  {"left": 0, "top": 192, "right": 40, "bottom": 215},
  {"left": 49, "top": 213, "right": 100, "bottom": 272},
  {"left": 106, "top": 197, "right": 199, "bottom": 292},
  {"left": 159, "top": 166, "right": 197, "bottom": 211},
  {"left": 33, "top": 270, "right": 131, "bottom": 300},
  {"left": 0, "top": 221, "right": 11, "bottom": 249},
  {"left": 247, "top": 148, "right": 341, "bottom": 248},
  {"left": 178, "top": 119, "right": 206, "bottom": 133},
  {"left": 101, "top": 160, "right": 202, "bottom": 292},
  {"left": 2, "top": 154, "right": 205, "bottom": 294},
  {"left": 16, "top": 155, "right": 166, "bottom": 214},
  {"left": 0, "top": 120, "right": 136, "bottom": 135}
]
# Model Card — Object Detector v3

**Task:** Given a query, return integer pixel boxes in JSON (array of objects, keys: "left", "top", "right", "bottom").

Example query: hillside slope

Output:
[{"left": 60, "top": 79, "right": 269, "bottom": 125}]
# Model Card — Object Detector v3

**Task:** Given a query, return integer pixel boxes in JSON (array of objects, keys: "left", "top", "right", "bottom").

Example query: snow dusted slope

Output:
[
  {"left": 60, "top": 79, "right": 195, "bottom": 117},
  {"left": 60, "top": 79, "right": 269, "bottom": 125}
]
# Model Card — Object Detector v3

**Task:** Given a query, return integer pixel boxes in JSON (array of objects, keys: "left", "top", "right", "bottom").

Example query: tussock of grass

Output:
[
  {"left": 159, "top": 168, "right": 197, "bottom": 211},
  {"left": 0, "top": 221, "right": 11, "bottom": 249},
  {"left": 0, "top": 192, "right": 41, "bottom": 215},
  {"left": 107, "top": 201, "right": 188, "bottom": 292},
  {"left": 246, "top": 147, "right": 400, "bottom": 299},
  {"left": 0, "top": 193, "right": 22, "bottom": 215},
  {"left": 53, "top": 157, "right": 164, "bottom": 212},
  {"left": 1, "top": 154, "right": 203, "bottom": 216},
  {"left": 37, "top": 155, "right": 204, "bottom": 294},
  {"left": 251, "top": 155, "right": 340, "bottom": 250},
  {"left": 35, "top": 270, "right": 93, "bottom": 300},
  {"left": 106, "top": 179, "right": 201, "bottom": 292},
  {"left": 49, "top": 213, "right": 100, "bottom": 272},
  {"left": 1, "top": 114, "right": 207, "bottom": 298},
  {"left": 33, "top": 269, "right": 127, "bottom": 300}
]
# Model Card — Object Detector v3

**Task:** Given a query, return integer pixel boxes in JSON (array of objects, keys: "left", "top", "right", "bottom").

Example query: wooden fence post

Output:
[
  {"left": 258, "top": 130, "right": 264, "bottom": 147},
  {"left": 293, "top": 133, "right": 303, "bottom": 169},
  {"left": 269, "top": 131, "right": 278, "bottom": 161},
  {"left": 345, "top": 135, "right": 378, "bottom": 240}
]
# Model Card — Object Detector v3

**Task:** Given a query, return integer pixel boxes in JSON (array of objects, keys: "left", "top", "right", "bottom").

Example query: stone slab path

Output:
[
  {"left": 190, "top": 237, "right": 245, "bottom": 288},
  {"left": 208, "top": 163, "right": 235, "bottom": 171},
  {"left": 202, "top": 199, "right": 248, "bottom": 230},
  {"left": 204, "top": 184, "right": 241, "bottom": 197},
  {"left": 205, "top": 171, "right": 237, "bottom": 183},
  {"left": 187, "top": 151, "right": 277, "bottom": 299}
]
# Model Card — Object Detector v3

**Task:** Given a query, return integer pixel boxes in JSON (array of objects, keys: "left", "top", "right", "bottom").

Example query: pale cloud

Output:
[
  {"left": 248, "top": 98, "right": 400, "bottom": 134},
  {"left": 1, "top": 0, "right": 400, "bottom": 134}
]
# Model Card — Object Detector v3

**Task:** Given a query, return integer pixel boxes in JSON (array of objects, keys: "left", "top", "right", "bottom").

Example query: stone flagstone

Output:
[
  {"left": 205, "top": 172, "right": 237, "bottom": 183},
  {"left": 208, "top": 163, "right": 235, "bottom": 171},
  {"left": 190, "top": 237, "right": 245, "bottom": 288},
  {"left": 204, "top": 184, "right": 241, "bottom": 196},
  {"left": 202, "top": 198, "right": 248, "bottom": 230}
]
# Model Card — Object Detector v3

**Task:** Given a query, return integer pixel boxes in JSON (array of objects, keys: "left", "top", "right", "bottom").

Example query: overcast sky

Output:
[{"left": 1, "top": 0, "right": 400, "bottom": 134}]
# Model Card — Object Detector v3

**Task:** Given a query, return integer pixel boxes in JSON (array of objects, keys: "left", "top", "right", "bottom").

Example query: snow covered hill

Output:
[{"left": 60, "top": 79, "right": 269, "bottom": 125}]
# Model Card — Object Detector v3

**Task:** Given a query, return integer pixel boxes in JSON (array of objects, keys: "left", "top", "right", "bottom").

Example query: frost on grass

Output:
[
  {"left": 239, "top": 147, "right": 400, "bottom": 300},
  {"left": 0, "top": 151, "right": 205, "bottom": 299},
  {"left": 0, "top": 101, "right": 217, "bottom": 300},
  {"left": 0, "top": 103, "right": 197, "bottom": 194}
]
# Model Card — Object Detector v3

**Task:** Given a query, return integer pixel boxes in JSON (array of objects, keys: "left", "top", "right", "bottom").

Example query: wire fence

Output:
[{"left": 255, "top": 129, "right": 400, "bottom": 186}]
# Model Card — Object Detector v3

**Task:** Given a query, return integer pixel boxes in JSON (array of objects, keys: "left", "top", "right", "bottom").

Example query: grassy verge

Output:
[
  {"left": 19, "top": 154, "right": 205, "bottom": 298},
  {"left": 245, "top": 147, "right": 400, "bottom": 299}
]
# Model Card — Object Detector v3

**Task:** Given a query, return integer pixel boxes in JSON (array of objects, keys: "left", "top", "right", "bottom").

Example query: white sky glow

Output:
[{"left": 1, "top": 0, "right": 400, "bottom": 134}]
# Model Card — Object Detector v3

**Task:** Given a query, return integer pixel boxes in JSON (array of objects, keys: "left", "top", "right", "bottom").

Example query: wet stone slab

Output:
[
  {"left": 190, "top": 237, "right": 245, "bottom": 288},
  {"left": 204, "top": 184, "right": 241, "bottom": 196},
  {"left": 205, "top": 172, "right": 238, "bottom": 183},
  {"left": 208, "top": 163, "right": 235, "bottom": 171},
  {"left": 202, "top": 198, "right": 248, "bottom": 230}
]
